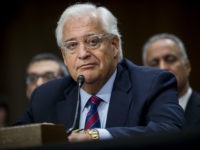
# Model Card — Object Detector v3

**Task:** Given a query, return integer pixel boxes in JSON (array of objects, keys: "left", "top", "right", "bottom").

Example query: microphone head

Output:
[{"left": 77, "top": 75, "right": 85, "bottom": 87}]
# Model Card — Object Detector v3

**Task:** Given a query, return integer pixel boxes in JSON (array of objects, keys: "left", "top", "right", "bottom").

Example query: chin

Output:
[{"left": 84, "top": 76, "right": 99, "bottom": 84}]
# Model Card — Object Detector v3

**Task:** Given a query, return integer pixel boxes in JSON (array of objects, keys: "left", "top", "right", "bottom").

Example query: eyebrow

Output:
[
  {"left": 63, "top": 33, "right": 99, "bottom": 42},
  {"left": 64, "top": 38, "right": 76, "bottom": 43}
]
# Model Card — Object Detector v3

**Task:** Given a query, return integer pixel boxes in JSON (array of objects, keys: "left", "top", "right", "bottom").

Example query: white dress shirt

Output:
[
  {"left": 179, "top": 87, "right": 192, "bottom": 111},
  {"left": 79, "top": 69, "right": 117, "bottom": 140}
]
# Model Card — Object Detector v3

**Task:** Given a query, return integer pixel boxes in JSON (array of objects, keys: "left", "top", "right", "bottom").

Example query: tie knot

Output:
[{"left": 90, "top": 95, "right": 101, "bottom": 107}]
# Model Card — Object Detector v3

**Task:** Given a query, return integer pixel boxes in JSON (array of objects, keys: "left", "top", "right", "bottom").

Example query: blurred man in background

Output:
[{"left": 142, "top": 33, "right": 200, "bottom": 128}]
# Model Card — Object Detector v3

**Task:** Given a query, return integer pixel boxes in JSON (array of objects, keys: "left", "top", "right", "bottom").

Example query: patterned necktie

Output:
[{"left": 84, "top": 95, "right": 101, "bottom": 130}]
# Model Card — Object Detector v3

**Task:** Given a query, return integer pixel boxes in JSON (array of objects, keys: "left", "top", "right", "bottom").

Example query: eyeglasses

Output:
[
  {"left": 26, "top": 72, "right": 59, "bottom": 85},
  {"left": 62, "top": 33, "right": 114, "bottom": 54}
]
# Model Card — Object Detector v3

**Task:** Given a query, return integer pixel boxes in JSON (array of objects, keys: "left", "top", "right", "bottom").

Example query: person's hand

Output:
[{"left": 67, "top": 132, "right": 92, "bottom": 142}]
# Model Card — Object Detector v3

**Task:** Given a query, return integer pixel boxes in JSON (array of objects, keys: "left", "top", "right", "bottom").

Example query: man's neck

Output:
[
  {"left": 178, "top": 83, "right": 189, "bottom": 98},
  {"left": 82, "top": 69, "right": 117, "bottom": 95}
]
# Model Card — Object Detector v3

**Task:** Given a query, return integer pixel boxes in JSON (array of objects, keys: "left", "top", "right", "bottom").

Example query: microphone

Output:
[
  {"left": 66, "top": 75, "right": 85, "bottom": 136},
  {"left": 77, "top": 75, "right": 85, "bottom": 87}
]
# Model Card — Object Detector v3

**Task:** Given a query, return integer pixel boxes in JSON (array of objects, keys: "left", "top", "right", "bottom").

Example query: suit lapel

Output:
[
  {"left": 185, "top": 91, "right": 200, "bottom": 121},
  {"left": 106, "top": 63, "right": 133, "bottom": 127},
  {"left": 56, "top": 85, "right": 79, "bottom": 130}
]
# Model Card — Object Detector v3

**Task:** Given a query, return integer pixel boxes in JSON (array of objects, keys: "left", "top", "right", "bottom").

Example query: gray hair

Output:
[
  {"left": 55, "top": 3, "right": 123, "bottom": 62},
  {"left": 142, "top": 33, "right": 188, "bottom": 65},
  {"left": 27, "top": 53, "right": 69, "bottom": 76}
]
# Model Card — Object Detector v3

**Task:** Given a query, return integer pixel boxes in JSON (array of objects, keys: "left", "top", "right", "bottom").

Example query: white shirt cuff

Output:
[{"left": 97, "top": 128, "right": 113, "bottom": 140}]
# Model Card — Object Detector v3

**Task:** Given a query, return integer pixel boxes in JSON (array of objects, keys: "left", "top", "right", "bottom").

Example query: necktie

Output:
[{"left": 84, "top": 95, "right": 101, "bottom": 130}]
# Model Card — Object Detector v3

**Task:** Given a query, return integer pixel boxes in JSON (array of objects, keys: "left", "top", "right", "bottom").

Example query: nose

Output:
[
  {"left": 35, "top": 77, "right": 46, "bottom": 87},
  {"left": 159, "top": 60, "right": 169, "bottom": 71},
  {"left": 77, "top": 43, "right": 90, "bottom": 59}
]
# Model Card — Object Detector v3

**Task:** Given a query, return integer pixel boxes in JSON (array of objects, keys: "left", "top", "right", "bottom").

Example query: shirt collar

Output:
[
  {"left": 80, "top": 69, "right": 117, "bottom": 112},
  {"left": 179, "top": 87, "right": 192, "bottom": 110}
]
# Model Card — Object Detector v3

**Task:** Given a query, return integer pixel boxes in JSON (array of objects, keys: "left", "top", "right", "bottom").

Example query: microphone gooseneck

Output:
[
  {"left": 77, "top": 75, "right": 85, "bottom": 88},
  {"left": 66, "top": 75, "right": 85, "bottom": 136}
]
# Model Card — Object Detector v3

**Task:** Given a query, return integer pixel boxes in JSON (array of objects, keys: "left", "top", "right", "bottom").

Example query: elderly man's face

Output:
[{"left": 61, "top": 14, "right": 119, "bottom": 93}]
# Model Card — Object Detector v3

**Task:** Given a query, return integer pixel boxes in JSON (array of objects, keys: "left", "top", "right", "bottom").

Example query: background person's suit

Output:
[{"left": 184, "top": 91, "right": 200, "bottom": 127}]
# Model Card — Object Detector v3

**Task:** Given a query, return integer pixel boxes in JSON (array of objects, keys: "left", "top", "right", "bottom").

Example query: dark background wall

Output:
[{"left": 1, "top": 0, "right": 200, "bottom": 124}]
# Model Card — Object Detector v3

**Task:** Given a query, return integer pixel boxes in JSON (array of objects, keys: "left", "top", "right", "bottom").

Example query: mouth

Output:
[{"left": 78, "top": 63, "right": 97, "bottom": 70}]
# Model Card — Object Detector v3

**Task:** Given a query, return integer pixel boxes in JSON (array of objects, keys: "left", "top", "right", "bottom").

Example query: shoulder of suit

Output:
[
  {"left": 190, "top": 91, "right": 200, "bottom": 101},
  {"left": 121, "top": 58, "right": 172, "bottom": 78}
]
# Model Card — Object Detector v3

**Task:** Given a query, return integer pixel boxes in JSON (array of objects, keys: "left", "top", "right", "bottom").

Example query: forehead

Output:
[
  {"left": 62, "top": 13, "right": 103, "bottom": 40},
  {"left": 147, "top": 39, "right": 181, "bottom": 58},
  {"left": 27, "top": 60, "right": 60, "bottom": 74}
]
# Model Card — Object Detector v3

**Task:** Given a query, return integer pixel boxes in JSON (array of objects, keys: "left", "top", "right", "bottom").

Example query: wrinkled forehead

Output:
[
  {"left": 147, "top": 39, "right": 181, "bottom": 57},
  {"left": 27, "top": 60, "right": 60, "bottom": 74},
  {"left": 62, "top": 13, "right": 104, "bottom": 39},
  {"left": 151, "top": 39, "right": 177, "bottom": 49}
]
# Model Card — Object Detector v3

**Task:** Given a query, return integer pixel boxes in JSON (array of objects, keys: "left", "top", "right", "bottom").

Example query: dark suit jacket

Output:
[
  {"left": 184, "top": 91, "right": 200, "bottom": 127},
  {"left": 15, "top": 59, "right": 184, "bottom": 138}
]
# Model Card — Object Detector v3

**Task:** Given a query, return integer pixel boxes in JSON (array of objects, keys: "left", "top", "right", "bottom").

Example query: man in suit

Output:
[
  {"left": 15, "top": 3, "right": 184, "bottom": 142},
  {"left": 142, "top": 33, "right": 200, "bottom": 128}
]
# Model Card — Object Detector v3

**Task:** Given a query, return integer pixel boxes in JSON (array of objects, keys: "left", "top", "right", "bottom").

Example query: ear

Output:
[
  {"left": 111, "top": 35, "right": 119, "bottom": 58},
  {"left": 61, "top": 49, "right": 68, "bottom": 66},
  {"left": 185, "top": 59, "right": 191, "bottom": 77}
]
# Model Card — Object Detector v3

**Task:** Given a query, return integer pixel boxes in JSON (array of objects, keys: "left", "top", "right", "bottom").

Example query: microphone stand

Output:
[{"left": 66, "top": 75, "right": 85, "bottom": 136}]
